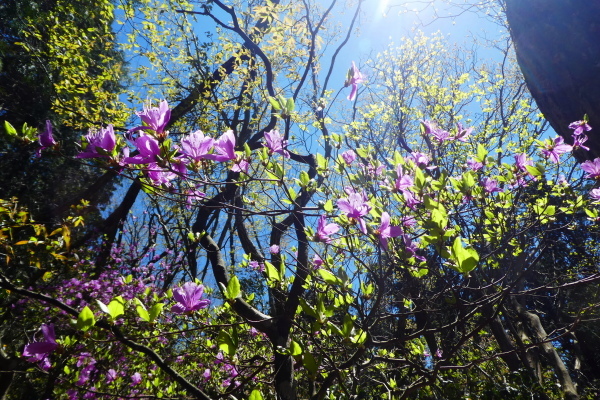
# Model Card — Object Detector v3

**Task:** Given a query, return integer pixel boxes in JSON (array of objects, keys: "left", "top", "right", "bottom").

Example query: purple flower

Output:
[
  {"left": 77, "top": 125, "right": 116, "bottom": 159},
  {"left": 345, "top": 62, "right": 364, "bottom": 101},
  {"left": 466, "top": 158, "right": 483, "bottom": 171},
  {"left": 202, "top": 369, "right": 211, "bottom": 380},
  {"left": 36, "top": 120, "right": 56, "bottom": 156},
  {"left": 375, "top": 212, "right": 403, "bottom": 250},
  {"left": 270, "top": 245, "right": 280, "bottom": 254},
  {"left": 481, "top": 177, "right": 502, "bottom": 193},
  {"left": 403, "top": 190, "right": 422, "bottom": 210},
  {"left": 315, "top": 215, "right": 340, "bottom": 243},
  {"left": 541, "top": 136, "right": 572, "bottom": 164},
  {"left": 589, "top": 188, "right": 600, "bottom": 202},
  {"left": 131, "top": 100, "right": 171, "bottom": 135},
  {"left": 341, "top": 150, "right": 357, "bottom": 165},
  {"left": 180, "top": 130, "right": 214, "bottom": 162},
  {"left": 407, "top": 152, "right": 434, "bottom": 169},
  {"left": 403, "top": 234, "right": 426, "bottom": 262},
  {"left": 124, "top": 135, "right": 161, "bottom": 164},
  {"left": 312, "top": 254, "right": 324, "bottom": 269},
  {"left": 249, "top": 261, "right": 265, "bottom": 272},
  {"left": 581, "top": 158, "right": 600, "bottom": 179},
  {"left": 231, "top": 158, "right": 249, "bottom": 173},
  {"left": 337, "top": 191, "right": 371, "bottom": 233},
  {"left": 454, "top": 122, "right": 472, "bottom": 142},
  {"left": 106, "top": 369, "right": 117, "bottom": 384},
  {"left": 146, "top": 163, "right": 176, "bottom": 187},
  {"left": 264, "top": 130, "right": 290, "bottom": 158},
  {"left": 185, "top": 189, "right": 206, "bottom": 209},
  {"left": 23, "top": 324, "right": 58, "bottom": 363},
  {"left": 572, "top": 134, "right": 590, "bottom": 151},
  {"left": 206, "top": 130, "right": 236, "bottom": 162},
  {"left": 395, "top": 166, "right": 414, "bottom": 192},
  {"left": 422, "top": 120, "right": 451, "bottom": 142},
  {"left": 171, "top": 282, "right": 210, "bottom": 314},
  {"left": 569, "top": 120, "right": 592, "bottom": 136},
  {"left": 131, "top": 372, "right": 142, "bottom": 386},
  {"left": 514, "top": 153, "right": 533, "bottom": 173}
]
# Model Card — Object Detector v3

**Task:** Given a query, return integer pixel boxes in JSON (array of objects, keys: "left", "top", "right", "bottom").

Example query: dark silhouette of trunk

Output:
[{"left": 505, "top": 0, "right": 600, "bottom": 161}]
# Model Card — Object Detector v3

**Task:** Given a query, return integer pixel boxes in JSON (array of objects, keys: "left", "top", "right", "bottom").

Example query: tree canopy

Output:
[{"left": 1, "top": 1, "right": 600, "bottom": 399}]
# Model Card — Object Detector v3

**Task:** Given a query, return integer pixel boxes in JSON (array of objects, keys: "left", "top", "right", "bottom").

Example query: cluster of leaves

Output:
[{"left": 1, "top": 1, "right": 600, "bottom": 400}]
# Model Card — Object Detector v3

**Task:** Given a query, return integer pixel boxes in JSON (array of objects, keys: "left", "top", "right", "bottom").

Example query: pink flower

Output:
[
  {"left": 514, "top": 153, "right": 533, "bottom": 173},
  {"left": 23, "top": 324, "right": 58, "bottom": 363},
  {"left": 171, "top": 282, "right": 210, "bottom": 314},
  {"left": 572, "top": 134, "right": 590, "bottom": 151},
  {"left": 466, "top": 158, "right": 483, "bottom": 171},
  {"left": 312, "top": 254, "right": 324, "bottom": 269},
  {"left": 422, "top": 120, "right": 451, "bottom": 142},
  {"left": 106, "top": 369, "right": 117, "bottom": 384},
  {"left": 481, "top": 177, "right": 502, "bottom": 193},
  {"left": 264, "top": 130, "right": 290, "bottom": 158},
  {"left": 270, "top": 245, "right": 280, "bottom": 254},
  {"left": 375, "top": 212, "right": 403, "bottom": 250},
  {"left": 337, "top": 191, "right": 371, "bottom": 233},
  {"left": 36, "top": 120, "right": 56, "bottom": 156},
  {"left": 231, "top": 158, "right": 249, "bottom": 173},
  {"left": 77, "top": 125, "right": 117, "bottom": 159},
  {"left": 206, "top": 130, "right": 236, "bottom": 162},
  {"left": 124, "top": 135, "right": 161, "bottom": 164},
  {"left": 249, "top": 261, "right": 265, "bottom": 272},
  {"left": 146, "top": 163, "right": 176, "bottom": 187},
  {"left": 569, "top": 120, "right": 592, "bottom": 136},
  {"left": 454, "top": 122, "right": 472, "bottom": 142},
  {"left": 131, "top": 372, "right": 142, "bottom": 386},
  {"left": 581, "top": 158, "right": 600, "bottom": 179},
  {"left": 180, "top": 130, "right": 214, "bottom": 162},
  {"left": 407, "top": 152, "right": 434, "bottom": 169},
  {"left": 345, "top": 61, "right": 364, "bottom": 101},
  {"left": 541, "top": 136, "right": 572, "bottom": 164},
  {"left": 341, "top": 150, "right": 357, "bottom": 165},
  {"left": 131, "top": 100, "right": 171, "bottom": 135},
  {"left": 315, "top": 215, "right": 340, "bottom": 243},
  {"left": 589, "top": 188, "right": 600, "bottom": 202},
  {"left": 395, "top": 166, "right": 414, "bottom": 192}
]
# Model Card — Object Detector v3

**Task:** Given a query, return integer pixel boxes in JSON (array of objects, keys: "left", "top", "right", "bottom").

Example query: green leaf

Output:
[
  {"left": 76, "top": 306, "right": 96, "bottom": 332},
  {"left": 450, "top": 237, "right": 479, "bottom": 275},
  {"left": 476, "top": 143, "right": 488, "bottom": 161},
  {"left": 316, "top": 153, "right": 328, "bottom": 171},
  {"left": 323, "top": 199, "right": 334, "bottom": 213},
  {"left": 134, "top": 298, "right": 150, "bottom": 322},
  {"left": 265, "top": 261, "right": 280, "bottom": 281},
  {"left": 107, "top": 296, "right": 125, "bottom": 319},
  {"left": 286, "top": 97, "right": 295, "bottom": 113},
  {"left": 149, "top": 303, "right": 164, "bottom": 323},
  {"left": 290, "top": 340, "right": 302, "bottom": 356},
  {"left": 4, "top": 121, "right": 17, "bottom": 137},
  {"left": 318, "top": 269, "right": 341, "bottom": 285},
  {"left": 249, "top": 390, "right": 264, "bottom": 400},
  {"left": 299, "top": 170, "right": 310, "bottom": 186},
  {"left": 525, "top": 165, "right": 542, "bottom": 177},
  {"left": 217, "top": 330, "right": 237, "bottom": 357},
  {"left": 96, "top": 300, "right": 110, "bottom": 315},
  {"left": 226, "top": 276, "right": 241, "bottom": 300},
  {"left": 303, "top": 352, "right": 319, "bottom": 375},
  {"left": 268, "top": 96, "right": 281, "bottom": 110}
]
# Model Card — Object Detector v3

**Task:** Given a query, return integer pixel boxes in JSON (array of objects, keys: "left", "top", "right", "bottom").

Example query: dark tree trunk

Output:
[{"left": 505, "top": 0, "right": 600, "bottom": 161}]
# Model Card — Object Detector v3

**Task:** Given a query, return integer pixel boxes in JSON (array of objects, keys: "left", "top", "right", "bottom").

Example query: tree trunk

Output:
[{"left": 505, "top": 0, "right": 600, "bottom": 161}]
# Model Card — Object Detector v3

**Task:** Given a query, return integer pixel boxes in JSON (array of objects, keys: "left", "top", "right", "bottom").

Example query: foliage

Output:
[{"left": 1, "top": 1, "right": 600, "bottom": 400}]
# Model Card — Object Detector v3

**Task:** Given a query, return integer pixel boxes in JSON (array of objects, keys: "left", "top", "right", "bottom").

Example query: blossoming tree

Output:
[{"left": 1, "top": 1, "right": 600, "bottom": 400}]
